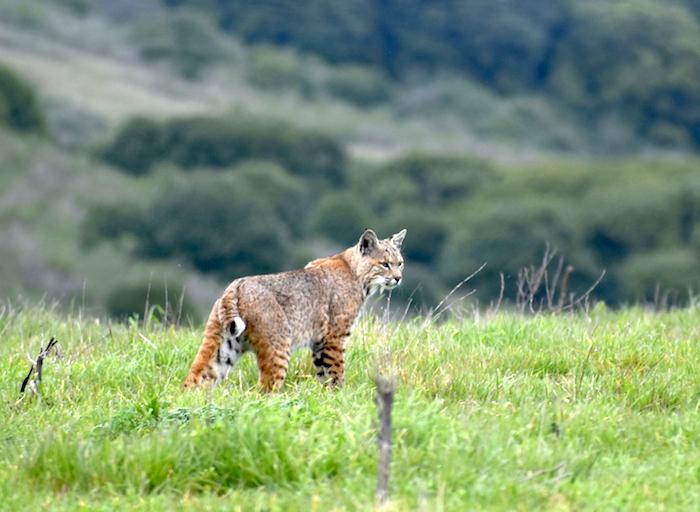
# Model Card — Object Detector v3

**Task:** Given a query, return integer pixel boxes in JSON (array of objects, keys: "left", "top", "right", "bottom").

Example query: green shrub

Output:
[
  {"left": 102, "top": 114, "right": 346, "bottom": 184},
  {"left": 379, "top": 206, "right": 447, "bottom": 265},
  {"left": 439, "top": 198, "right": 597, "bottom": 301},
  {"left": 53, "top": 0, "right": 91, "bottom": 15},
  {"left": 308, "top": 192, "right": 372, "bottom": 245},
  {"left": 130, "top": 10, "right": 224, "bottom": 79},
  {"left": 43, "top": 99, "right": 107, "bottom": 149},
  {"left": 583, "top": 180, "right": 689, "bottom": 264},
  {"left": 139, "top": 174, "right": 291, "bottom": 278},
  {"left": 0, "top": 64, "right": 44, "bottom": 132},
  {"left": 324, "top": 65, "right": 391, "bottom": 106},
  {"left": 619, "top": 249, "right": 700, "bottom": 304},
  {"left": 350, "top": 153, "right": 497, "bottom": 216},
  {"left": 82, "top": 202, "right": 145, "bottom": 248},
  {"left": 82, "top": 168, "right": 313, "bottom": 281},
  {"left": 233, "top": 161, "right": 308, "bottom": 235},
  {"left": 382, "top": 153, "right": 497, "bottom": 206},
  {"left": 247, "top": 46, "right": 313, "bottom": 95},
  {"left": 551, "top": 0, "right": 700, "bottom": 148},
  {"left": 101, "top": 117, "right": 164, "bottom": 175},
  {"left": 106, "top": 279, "right": 199, "bottom": 322},
  {"left": 279, "top": 128, "right": 346, "bottom": 185}
]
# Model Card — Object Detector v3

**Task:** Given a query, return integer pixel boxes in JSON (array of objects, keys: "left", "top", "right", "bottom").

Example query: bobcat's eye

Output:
[{"left": 381, "top": 262, "right": 391, "bottom": 269}]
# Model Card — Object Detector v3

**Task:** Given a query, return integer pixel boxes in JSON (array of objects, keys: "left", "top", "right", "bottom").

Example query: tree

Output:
[
  {"left": 309, "top": 191, "right": 372, "bottom": 245},
  {"left": 131, "top": 10, "right": 225, "bottom": 79},
  {"left": 0, "top": 64, "right": 44, "bottom": 132},
  {"left": 101, "top": 117, "right": 164, "bottom": 175},
  {"left": 140, "top": 174, "right": 291, "bottom": 278}
]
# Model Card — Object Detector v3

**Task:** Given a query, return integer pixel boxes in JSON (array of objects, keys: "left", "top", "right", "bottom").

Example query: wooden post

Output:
[{"left": 375, "top": 375, "right": 396, "bottom": 506}]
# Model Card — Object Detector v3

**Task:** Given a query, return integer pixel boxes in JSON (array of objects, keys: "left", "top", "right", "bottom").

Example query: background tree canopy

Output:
[
  {"left": 165, "top": 0, "right": 700, "bottom": 149},
  {"left": 0, "top": 64, "right": 44, "bottom": 132},
  {"left": 1, "top": 0, "right": 700, "bottom": 318}
]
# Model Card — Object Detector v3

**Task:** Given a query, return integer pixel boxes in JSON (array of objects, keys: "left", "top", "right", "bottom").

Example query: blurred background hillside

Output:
[{"left": 1, "top": 0, "right": 700, "bottom": 319}]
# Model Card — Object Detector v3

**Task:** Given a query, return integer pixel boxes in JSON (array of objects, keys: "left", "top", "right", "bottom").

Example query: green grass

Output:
[{"left": 2, "top": 305, "right": 700, "bottom": 510}]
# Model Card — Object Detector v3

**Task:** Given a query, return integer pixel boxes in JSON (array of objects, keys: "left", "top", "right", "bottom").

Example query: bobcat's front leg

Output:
[{"left": 313, "top": 334, "right": 347, "bottom": 388}]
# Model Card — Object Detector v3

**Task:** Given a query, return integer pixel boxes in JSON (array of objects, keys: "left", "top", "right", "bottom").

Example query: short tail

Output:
[
  {"left": 218, "top": 282, "right": 246, "bottom": 338},
  {"left": 183, "top": 281, "right": 245, "bottom": 387}
]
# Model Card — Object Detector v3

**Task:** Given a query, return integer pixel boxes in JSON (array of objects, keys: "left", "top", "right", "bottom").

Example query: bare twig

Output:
[
  {"left": 19, "top": 337, "right": 59, "bottom": 399},
  {"left": 514, "top": 246, "right": 605, "bottom": 314},
  {"left": 387, "top": 288, "right": 418, "bottom": 343},
  {"left": 516, "top": 245, "right": 557, "bottom": 313},
  {"left": 565, "top": 270, "right": 606, "bottom": 311},
  {"left": 177, "top": 285, "right": 187, "bottom": 327},
  {"left": 557, "top": 265, "right": 574, "bottom": 310},
  {"left": 430, "top": 289, "right": 477, "bottom": 323},
  {"left": 375, "top": 375, "right": 396, "bottom": 506},
  {"left": 425, "top": 263, "right": 486, "bottom": 326},
  {"left": 0, "top": 307, "right": 11, "bottom": 340},
  {"left": 488, "top": 272, "right": 506, "bottom": 315},
  {"left": 144, "top": 274, "right": 153, "bottom": 329},
  {"left": 546, "top": 256, "right": 565, "bottom": 310}
]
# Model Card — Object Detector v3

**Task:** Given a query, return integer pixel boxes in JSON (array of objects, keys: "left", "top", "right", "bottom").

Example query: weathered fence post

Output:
[{"left": 375, "top": 374, "right": 396, "bottom": 506}]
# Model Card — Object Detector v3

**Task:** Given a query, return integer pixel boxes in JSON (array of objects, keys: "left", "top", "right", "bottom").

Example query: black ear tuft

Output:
[{"left": 359, "top": 229, "right": 379, "bottom": 255}]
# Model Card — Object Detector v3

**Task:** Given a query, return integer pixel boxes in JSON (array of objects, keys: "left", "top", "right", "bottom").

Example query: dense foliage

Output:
[
  {"left": 3, "top": 0, "right": 700, "bottom": 318},
  {"left": 162, "top": 0, "right": 700, "bottom": 149},
  {"left": 0, "top": 64, "right": 44, "bottom": 132},
  {"left": 101, "top": 114, "right": 346, "bottom": 184},
  {"left": 90, "top": 111, "right": 700, "bottom": 308},
  {"left": 130, "top": 10, "right": 224, "bottom": 79}
]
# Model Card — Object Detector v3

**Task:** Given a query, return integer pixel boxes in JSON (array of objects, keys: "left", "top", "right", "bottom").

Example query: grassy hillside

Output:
[
  {"left": 2, "top": 306, "right": 700, "bottom": 510},
  {"left": 0, "top": 0, "right": 588, "bottom": 315},
  {"left": 0, "top": 0, "right": 565, "bottom": 159},
  {"left": 0, "top": 127, "right": 223, "bottom": 315}
]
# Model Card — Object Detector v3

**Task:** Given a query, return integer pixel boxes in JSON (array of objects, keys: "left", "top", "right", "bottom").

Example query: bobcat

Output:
[{"left": 184, "top": 228, "right": 406, "bottom": 391}]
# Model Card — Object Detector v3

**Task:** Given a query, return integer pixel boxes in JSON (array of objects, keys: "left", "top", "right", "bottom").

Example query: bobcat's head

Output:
[{"left": 356, "top": 228, "right": 407, "bottom": 294}]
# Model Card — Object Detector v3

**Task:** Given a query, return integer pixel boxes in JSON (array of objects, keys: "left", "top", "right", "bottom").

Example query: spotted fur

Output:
[{"left": 183, "top": 229, "right": 407, "bottom": 391}]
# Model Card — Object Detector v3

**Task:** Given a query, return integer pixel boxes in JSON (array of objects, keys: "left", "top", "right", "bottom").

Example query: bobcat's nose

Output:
[{"left": 392, "top": 277, "right": 401, "bottom": 285}]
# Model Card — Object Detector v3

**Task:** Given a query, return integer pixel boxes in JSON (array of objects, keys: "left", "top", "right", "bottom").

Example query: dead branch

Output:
[
  {"left": 545, "top": 256, "right": 565, "bottom": 310},
  {"left": 563, "top": 269, "right": 606, "bottom": 311},
  {"left": 424, "top": 262, "right": 486, "bottom": 326},
  {"left": 487, "top": 272, "right": 506, "bottom": 316},
  {"left": 515, "top": 246, "right": 605, "bottom": 314},
  {"left": 557, "top": 265, "right": 574, "bottom": 310},
  {"left": 516, "top": 245, "right": 558, "bottom": 313},
  {"left": 19, "top": 337, "right": 59, "bottom": 400}
]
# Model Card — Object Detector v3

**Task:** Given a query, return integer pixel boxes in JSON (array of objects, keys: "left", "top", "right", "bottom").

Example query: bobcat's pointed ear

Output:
[
  {"left": 390, "top": 229, "right": 407, "bottom": 249},
  {"left": 359, "top": 229, "right": 379, "bottom": 255}
]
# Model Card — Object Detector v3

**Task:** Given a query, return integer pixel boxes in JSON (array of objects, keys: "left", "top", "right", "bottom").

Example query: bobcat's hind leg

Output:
[
  {"left": 211, "top": 325, "right": 245, "bottom": 384},
  {"left": 184, "top": 300, "right": 245, "bottom": 387},
  {"left": 232, "top": 281, "right": 291, "bottom": 392}
]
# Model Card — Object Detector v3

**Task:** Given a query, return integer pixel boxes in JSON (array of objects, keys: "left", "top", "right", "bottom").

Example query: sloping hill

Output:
[{"left": 1, "top": 0, "right": 700, "bottom": 316}]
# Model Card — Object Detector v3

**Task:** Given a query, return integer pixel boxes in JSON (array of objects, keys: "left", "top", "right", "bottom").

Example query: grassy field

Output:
[{"left": 2, "top": 304, "right": 700, "bottom": 510}]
